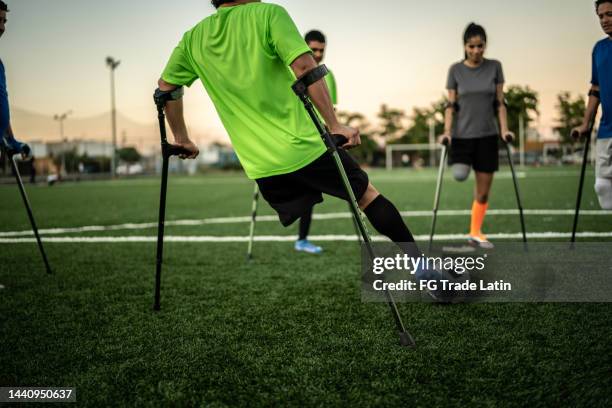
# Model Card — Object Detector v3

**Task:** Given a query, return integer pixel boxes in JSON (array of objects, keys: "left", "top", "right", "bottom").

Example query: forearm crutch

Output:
[
  {"left": 570, "top": 104, "right": 599, "bottom": 248},
  {"left": 153, "top": 88, "right": 192, "bottom": 311},
  {"left": 428, "top": 139, "right": 449, "bottom": 252},
  {"left": 1, "top": 145, "right": 52, "bottom": 274},
  {"left": 292, "top": 65, "right": 414, "bottom": 347},
  {"left": 502, "top": 136, "right": 528, "bottom": 251},
  {"left": 246, "top": 183, "right": 259, "bottom": 261}
]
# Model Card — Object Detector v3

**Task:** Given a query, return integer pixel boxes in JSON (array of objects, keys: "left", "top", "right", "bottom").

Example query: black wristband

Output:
[{"left": 588, "top": 89, "right": 601, "bottom": 99}]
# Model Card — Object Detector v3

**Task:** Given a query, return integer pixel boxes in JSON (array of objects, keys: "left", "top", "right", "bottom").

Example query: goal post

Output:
[{"left": 385, "top": 143, "right": 443, "bottom": 171}]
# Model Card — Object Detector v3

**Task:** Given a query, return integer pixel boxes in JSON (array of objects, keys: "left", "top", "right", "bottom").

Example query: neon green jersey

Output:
[
  {"left": 161, "top": 3, "right": 326, "bottom": 179},
  {"left": 325, "top": 69, "right": 338, "bottom": 106}
]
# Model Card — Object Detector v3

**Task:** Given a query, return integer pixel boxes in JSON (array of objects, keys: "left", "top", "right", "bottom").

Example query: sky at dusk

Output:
[{"left": 1, "top": 0, "right": 608, "bottom": 144}]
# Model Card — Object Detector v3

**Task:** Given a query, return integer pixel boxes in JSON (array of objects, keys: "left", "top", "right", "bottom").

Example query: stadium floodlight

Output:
[
  {"left": 106, "top": 56, "right": 120, "bottom": 178},
  {"left": 570, "top": 105, "right": 599, "bottom": 248},
  {"left": 53, "top": 110, "right": 72, "bottom": 176}
]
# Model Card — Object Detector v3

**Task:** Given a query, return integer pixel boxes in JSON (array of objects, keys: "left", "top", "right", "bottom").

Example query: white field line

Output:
[
  {"left": 1, "top": 231, "right": 612, "bottom": 244},
  {"left": 371, "top": 172, "right": 527, "bottom": 182},
  {"left": 1, "top": 209, "right": 611, "bottom": 238}
]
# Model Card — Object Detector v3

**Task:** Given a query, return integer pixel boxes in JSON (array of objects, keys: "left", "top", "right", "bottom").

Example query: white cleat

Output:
[{"left": 468, "top": 234, "right": 494, "bottom": 249}]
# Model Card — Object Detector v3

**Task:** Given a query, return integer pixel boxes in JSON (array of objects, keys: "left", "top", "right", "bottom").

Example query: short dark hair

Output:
[
  {"left": 596, "top": 0, "right": 612, "bottom": 9},
  {"left": 0, "top": 1, "right": 9, "bottom": 12},
  {"left": 211, "top": 0, "right": 233, "bottom": 8},
  {"left": 305, "top": 30, "right": 326, "bottom": 44}
]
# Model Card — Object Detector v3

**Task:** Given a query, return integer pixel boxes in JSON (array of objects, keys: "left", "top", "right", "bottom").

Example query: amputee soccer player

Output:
[
  {"left": 291, "top": 29, "right": 339, "bottom": 255},
  {"left": 572, "top": 0, "right": 612, "bottom": 210},
  {"left": 0, "top": 1, "right": 30, "bottom": 159},
  {"left": 439, "top": 23, "right": 512, "bottom": 249},
  {"left": 157, "top": 0, "right": 445, "bottom": 287}
]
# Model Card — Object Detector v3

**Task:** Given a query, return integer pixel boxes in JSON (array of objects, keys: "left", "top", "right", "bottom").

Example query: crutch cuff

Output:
[
  {"left": 291, "top": 65, "right": 329, "bottom": 96},
  {"left": 153, "top": 87, "right": 184, "bottom": 108}
]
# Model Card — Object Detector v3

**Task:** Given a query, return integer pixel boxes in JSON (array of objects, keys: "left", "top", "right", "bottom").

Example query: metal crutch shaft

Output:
[
  {"left": 292, "top": 65, "right": 414, "bottom": 347},
  {"left": 7, "top": 151, "right": 52, "bottom": 274},
  {"left": 570, "top": 106, "right": 598, "bottom": 247},
  {"left": 428, "top": 140, "right": 448, "bottom": 252},
  {"left": 503, "top": 138, "right": 527, "bottom": 249},
  {"left": 247, "top": 183, "right": 259, "bottom": 260},
  {"left": 153, "top": 89, "right": 193, "bottom": 311}
]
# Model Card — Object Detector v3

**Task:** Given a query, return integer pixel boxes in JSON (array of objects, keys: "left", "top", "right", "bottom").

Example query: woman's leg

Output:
[{"left": 470, "top": 171, "right": 494, "bottom": 237}]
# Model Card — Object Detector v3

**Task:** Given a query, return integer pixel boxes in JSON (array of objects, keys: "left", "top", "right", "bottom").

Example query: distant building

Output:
[
  {"left": 198, "top": 143, "right": 239, "bottom": 168},
  {"left": 47, "top": 139, "right": 113, "bottom": 157},
  {"left": 28, "top": 141, "right": 49, "bottom": 157}
]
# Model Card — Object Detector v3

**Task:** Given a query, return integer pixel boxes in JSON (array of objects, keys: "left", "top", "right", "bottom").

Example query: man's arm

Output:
[
  {"left": 290, "top": 53, "right": 360, "bottom": 148},
  {"left": 157, "top": 79, "right": 199, "bottom": 159},
  {"left": 573, "top": 85, "right": 600, "bottom": 138}
]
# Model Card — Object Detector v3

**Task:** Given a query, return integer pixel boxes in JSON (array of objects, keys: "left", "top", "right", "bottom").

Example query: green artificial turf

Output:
[{"left": 0, "top": 167, "right": 610, "bottom": 407}]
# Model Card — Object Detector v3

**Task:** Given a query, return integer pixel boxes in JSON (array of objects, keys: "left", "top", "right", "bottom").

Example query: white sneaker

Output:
[{"left": 468, "top": 234, "right": 494, "bottom": 249}]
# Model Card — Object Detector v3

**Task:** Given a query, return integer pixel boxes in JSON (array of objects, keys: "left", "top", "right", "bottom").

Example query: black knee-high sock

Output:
[
  {"left": 298, "top": 207, "right": 313, "bottom": 240},
  {"left": 363, "top": 195, "right": 419, "bottom": 256}
]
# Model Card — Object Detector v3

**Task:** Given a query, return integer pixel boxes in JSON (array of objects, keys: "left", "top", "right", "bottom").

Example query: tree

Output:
[
  {"left": 554, "top": 92, "right": 586, "bottom": 145},
  {"left": 430, "top": 96, "right": 448, "bottom": 136},
  {"left": 505, "top": 85, "right": 539, "bottom": 144},
  {"left": 338, "top": 111, "right": 367, "bottom": 128},
  {"left": 337, "top": 110, "right": 380, "bottom": 165},
  {"left": 400, "top": 107, "right": 431, "bottom": 144},
  {"left": 394, "top": 96, "right": 447, "bottom": 145},
  {"left": 117, "top": 147, "right": 142, "bottom": 164},
  {"left": 376, "top": 104, "right": 406, "bottom": 141}
]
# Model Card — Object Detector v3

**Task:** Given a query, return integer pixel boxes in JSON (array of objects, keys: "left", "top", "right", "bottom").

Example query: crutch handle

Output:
[
  {"left": 331, "top": 134, "right": 348, "bottom": 148},
  {"left": 570, "top": 129, "right": 588, "bottom": 141},
  {"left": 503, "top": 133, "right": 514, "bottom": 144},
  {"left": 163, "top": 143, "right": 193, "bottom": 158}
]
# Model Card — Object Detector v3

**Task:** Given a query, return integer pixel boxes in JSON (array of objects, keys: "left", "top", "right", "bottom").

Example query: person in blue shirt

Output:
[
  {"left": 0, "top": 1, "right": 30, "bottom": 159},
  {"left": 573, "top": 0, "right": 612, "bottom": 209}
]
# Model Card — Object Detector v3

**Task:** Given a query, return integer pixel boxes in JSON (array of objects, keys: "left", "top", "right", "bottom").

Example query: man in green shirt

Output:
[
  {"left": 306, "top": 30, "right": 337, "bottom": 106},
  {"left": 293, "top": 29, "right": 338, "bottom": 255},
  {"left": 158, "top": 0, "right": 429, "bottom": 282}
]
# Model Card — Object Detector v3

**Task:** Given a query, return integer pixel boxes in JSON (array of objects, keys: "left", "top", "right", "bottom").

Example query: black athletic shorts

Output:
[
  {"left": 449, "top": 135, "right": 499, "bottom": 173},
  {"left": 256, "top": 149, "right": 369, "bottom": 227}
]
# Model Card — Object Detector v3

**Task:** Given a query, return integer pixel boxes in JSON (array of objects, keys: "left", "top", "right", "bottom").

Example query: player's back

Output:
[{"left": 163, "top": 3, "right": 325, "bottom": 179}]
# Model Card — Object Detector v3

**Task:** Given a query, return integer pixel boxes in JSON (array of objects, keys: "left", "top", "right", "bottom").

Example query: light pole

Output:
[
  {"left": 106, "top": 56, "right": 120, "bottom": 177},
  {"left": 54, "top": 110, "right": 72, "bottom": 176}
]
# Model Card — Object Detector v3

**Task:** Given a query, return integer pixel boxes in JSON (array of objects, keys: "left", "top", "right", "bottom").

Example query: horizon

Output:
[{"left": 3, "top": 0, "right": 609, "bottom": 146}]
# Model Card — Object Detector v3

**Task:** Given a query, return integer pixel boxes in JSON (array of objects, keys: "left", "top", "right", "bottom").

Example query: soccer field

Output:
[{"left": 1, "top": 166, "right": 611, "bottom": 406}]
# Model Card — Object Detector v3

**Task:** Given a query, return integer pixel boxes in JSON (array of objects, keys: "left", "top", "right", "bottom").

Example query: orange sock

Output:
[{"left": 470, "top": 200, "right": 488, "bottom": 236}]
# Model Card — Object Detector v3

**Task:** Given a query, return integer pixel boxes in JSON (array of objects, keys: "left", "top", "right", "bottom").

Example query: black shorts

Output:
[
  {"left": 449, "top": 135, "right": 499, "bottom": 173},
  {"left": 256, "top": 149, "right": 369, "bottom": 227}
]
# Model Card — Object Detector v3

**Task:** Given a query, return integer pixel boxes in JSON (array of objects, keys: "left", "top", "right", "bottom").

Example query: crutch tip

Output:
[
  {"left": 153, "top": 304, "right": 161, "bottom": 312},
  {"left": 398, "top": 331, "right": 416, "bottom": 348}
]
